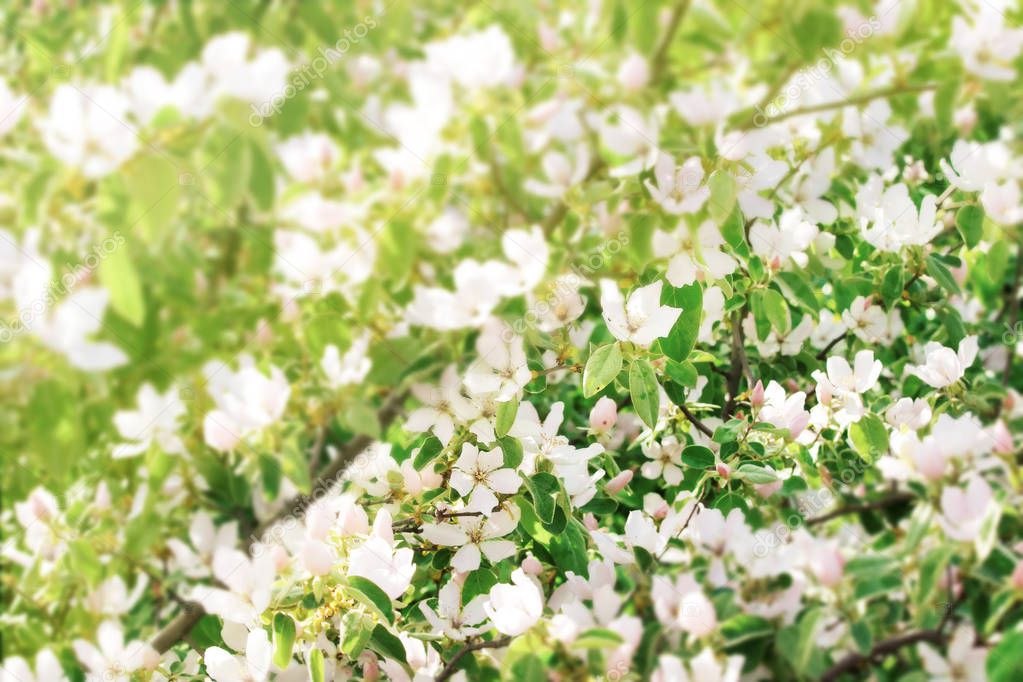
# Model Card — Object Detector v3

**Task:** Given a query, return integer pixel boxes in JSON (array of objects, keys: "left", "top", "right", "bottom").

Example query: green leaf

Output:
[
  {"left": 123, "top": 154, "right": 180, "bottom": 240},
  {"left": 778, "top": 607, "right": 824, "bottom": 676},
  {"left": 956, "top": 205, "right": 984, "bottom": 248},
  {"left": 664, "top": 359, "right": 698, "bottom": 388},
  {"left": 498, "top": 436, "right": 523, "bottom": 469},
  {"left": 259, "top": 453, "right": 282, "bottom": 500},
  {"left": 248, "top": 138, "right": 276, "bottom": 211},
  {"left": 369, "top": 625, "right": 407, "bottom": 663},
  {"left": 549, "top": 521, "right": 588, "bottom": 574},
  {"left": 776, "top": 271, "right": 819, "bottom": 312},
  {"left": 462, "top": 568, "right": 498, "bottom": 605},
  {"left": 707, "top": 170, "right": 737, "bottom": 223},
  {"left": 272, "top": 614, "right": 296, "bottom": 669},
  {"left": 347, "top": 576, "right": 395, "bottom": 624},
  {"left": 851, "top": 620, "right": 872, "bottom": 654},
  {"left": 720, "top": 614, "right": 773, "bottom": 646},
  {"left": 308, "top": 648, "right": 325, "bottom": 682},
  {"left": 926, "top": 254, "right": 961, "bottom": 295},
  {"left": 413, "top": 437, "right": 443, "bottom": 471},
  {"left": 734, "top": 463, "right": 778, "bottom": 484},
  {"left": 574, "top": 628, "right": 625, "bottom": 649},
  {"left": 342, "top": 401, "right": 381, "bottom": 440},
  {"left": 511, "top": 654, "right": 546, "bottom": 682},
  {"left": 629, "top": 359, "right": 660, "bottom": 429},
  {"left": 659, "top": 282, "right": 703, "bottom": 362},
  {"left": 752, "top": 288, "right": 789, "bottom": 335},
  {"left": 881, "top": 266, "right": 905, "bottom": 307},
  {"left": 524, "top": 472, "right": 560, "bottom": 524},
  {"left": 340, "top": 612, "right": 372, "bottom": 658},
  {"left": 495, "top": 397, "right": 519, "bottom": 438},
  {"left": 914, "top": 547, "right": 953, "bottom": 619},
  {"left": 987, "top": 630, "right": 1023, "bottom": 682},
  {"left": 681, "top": 445, "right": 715, "bottom": 469},
  {"left": 848, "top": 415, "right": 888, "bottom": 463},
  {"left": 583, "top": 343, "right": 623, "bottom": 397},
  {"left": 720, "top": 207, "right": 746, "bottom": 248},
  {"left": 100, "top": 243, "right": 145, "bottom": 326},
  {"left": 791, "top": 8, "right": 841, "bottom": 60}
]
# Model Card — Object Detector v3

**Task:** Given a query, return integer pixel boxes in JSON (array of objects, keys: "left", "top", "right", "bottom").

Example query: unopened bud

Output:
[
  {"left": 522, "top": 555, "right": 543, "bottom": 576},
  {"left": 606, "top": 469, "right": 633, "bottom": 494},
  {"left": 750, "top": 380, "right": 765, "bottom": 408}
]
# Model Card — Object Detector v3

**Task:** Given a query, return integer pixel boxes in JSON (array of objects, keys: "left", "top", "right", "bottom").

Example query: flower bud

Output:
[
  {"left": 522, "top": 555, "right": 543, "bottom": 576},
  {"left": 1012, "top": 561, "right": 1023, "bottom": 591},
  {"left": 583, "top": 513, "right": 599, "bottom": 531},
  {"left": 992, "top": 420, "right": 1014, "bottom": 454},
  {"left": 589, "top": 397, "right": 618, "bottom": 433},
  {"left": 617, "top": 53, "right": 649, "bottom": 91},
  {"left": 715, "top": 462, "right": 730, "bottom": 479},
  {"left": 605, "top": 469, "right": 633, "bottom": 494},
  {"left": 750, "top": 380, "right": 765, "bottom": 408}
]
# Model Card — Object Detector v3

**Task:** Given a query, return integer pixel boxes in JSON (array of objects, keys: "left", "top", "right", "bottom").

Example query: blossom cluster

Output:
[{"left": 2, "top": 1, "right": 1023, "bottom": 681}]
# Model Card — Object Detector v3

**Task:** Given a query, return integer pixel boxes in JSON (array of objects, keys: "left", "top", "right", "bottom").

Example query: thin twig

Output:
[
  {"left": 650, "top": 0, "right": 692, "bottom": 81},
  {"left": 820, "top": 630, "right": 944, "bottom": 682},
  {"left": 435, "top": 636, "right": 513, "bottom": 682},
  {"left": 1003, "top": 248, "right": 1023, "bottom": 386},
  {"left": 815, "top": 332, "right": 848, "bottom": 361},
  {"left": 679, "top": 403, "right": 714, "bottom": 437},
  {"left": 741, "top": 83, "right": 936, "bottom": 129},
  {"left": 805, "top": 491, "right": 915, "bottom": 526}
]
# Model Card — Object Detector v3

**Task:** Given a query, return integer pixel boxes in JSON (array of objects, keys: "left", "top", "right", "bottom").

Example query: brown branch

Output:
[
  {"left": 148, "top": 391, "right": 407, "bottom": 654},
  {"left": 805, "top": 491, "right": 915, "bottom": 527},
  {"left": 650, "top": 0, "right": 692, "bottom": 81},
  {"left": 679, "top": 403, "right": 714, "bottom": 438},
  {"left": 723, "top": 310, "right": 752, "bottom": 419},
  {"left": 741, "top": 83, "right": 936, "bottom": 130},
  {"left": 151, "top": 603, "right": 206, "bottom": 654},
  {"left": 815, "top": 332, "right": 848, "bottom": 360},
  {"left": 1003, "top": 247, "right": 1023, "bottom": 386},
  {"left": 435, "top": 636, "right": 513, "bottom": 682},
  {"left": 820, "top": 629, "right": 944, "bottom": 682}
]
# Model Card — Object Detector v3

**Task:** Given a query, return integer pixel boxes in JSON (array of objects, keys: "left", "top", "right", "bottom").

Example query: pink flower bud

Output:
[
  {"left": 589, "top": 397, "right": 618, "bottom": 433},
  {"left": 606, "top": 469, "right": 633, "bottom": 494},
  {"left": 814, "top": 549, "right": 845, "bottom": 588},
  {"left": 754, "top": 480, "right": 783, "bottom": 498},
  {"left": 992, "top": 420, "right": 1014, "bottom": 454},
  {"left": 538, "top": 22, "right": 560, "bottom": 52},
  {"left": 750, "top": 380, "right": 765, "bottom": 408},
  {"left": 583, "top": 513, "right": 599, "bottom": 531},
  {"left": 360, "top": 652, "right": 380, "bottom": 682},
  {"left": 715, "top": 462, "right": 730, "bottom": 479},
  {"left": 617, "top": 53, "right": 650, "bottom": 91},
  {"left": 522, "top": 555, "right": 543, "bottom": 576},
  {"left": 1012, "top": 561, "right": 1023, "bottom": 591},
  {"left": 93, "top": 481, "right": 111, "bottom": 510}
]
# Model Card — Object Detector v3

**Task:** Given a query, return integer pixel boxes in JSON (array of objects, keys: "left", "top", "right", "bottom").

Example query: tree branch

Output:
[
  {"left": 815, "top": 332, "right": 848, "bottom": 360},
  {"left": 820, "top": 629, "right": 944, "bottom": 682},
  {"left": 147, "top": 391, "right": 407, "bottom": 654},
  {"left": 805, "top": 491, "right": 915, "bottom": 527},
  {"left": 723, "top": 310, "right": 752, "bottom": 419},
  {"left": 679, "top": 402, "right": 714, "bottom": 437},
  {"left": 741, "top": 83, "right": 936, "bottom": 130},
  {"left": 1003, "top": 247, "right": 1023, "bottom": 386},
  {"left": 650, "top": 0, "right": 692, "bottom": 81},
  {"left": 435, "top": 636, "right": 513, "bottom": 682}
]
